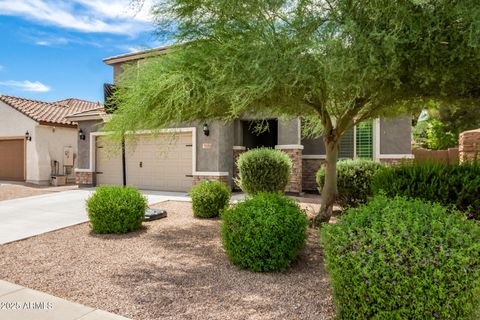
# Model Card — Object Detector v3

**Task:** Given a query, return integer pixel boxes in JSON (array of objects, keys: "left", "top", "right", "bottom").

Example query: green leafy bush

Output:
[
  {"left": 316, "top": 159, "right": 383, "bottom": 208},
  {"left": 426, "top": 119, "right": 458, "bottom": 150},
  {"left": 86, "top": 186, "right": 147, "bottom": 234},
  {"left": 372, "top": 162, "right": 480, "bottom": 219},
  {"left": 236, "top": 148, "right": 291, "bottom": 195},
  {"left": 190, "top": 180, "right": 231, "bottom": 218},
  {"left": 221, "top": 192, "right": 308, "bottom": 272},
  {"left": 321, "top": 195, "right": 480, "bottom": 319}
]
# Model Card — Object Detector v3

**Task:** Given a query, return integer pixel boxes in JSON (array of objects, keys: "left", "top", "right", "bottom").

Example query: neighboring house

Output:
[
  {"left": 72, "top": 47, "right": 413, "bottom": 193},
  {"left": 0, "top": 95, "right": 101, "bottom": 185}
]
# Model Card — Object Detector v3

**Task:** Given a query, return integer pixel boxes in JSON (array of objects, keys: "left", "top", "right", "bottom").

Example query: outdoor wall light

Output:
[
  {"left": 25, "top": 131, "right": 32, "bottom": 141},
  {"left": 203, "top": 123, "right": 210, "bottom": 136},
  {"left": 78, "top": 129, "right": 86, "bottom": 141}
]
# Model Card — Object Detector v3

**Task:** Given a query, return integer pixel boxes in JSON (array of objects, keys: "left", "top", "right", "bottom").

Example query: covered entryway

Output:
[
  {"left": 0, "top": 139, "right": 25, "bottom": 181},
  {"left": 95, "top": 132, "right": 194, "bottom": 192}
]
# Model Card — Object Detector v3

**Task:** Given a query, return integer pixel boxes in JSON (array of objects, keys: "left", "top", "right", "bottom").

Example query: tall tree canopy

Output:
[{"left": 108, "top": 0, "right": 480, "bottom": 224}]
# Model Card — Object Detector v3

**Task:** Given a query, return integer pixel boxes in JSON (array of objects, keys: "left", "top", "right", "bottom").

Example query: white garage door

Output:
[
  {"left": 95, "top": 136, "right": 123, "bottom": 186},
  {"left": 95, "top": 132, "right": 193, "bottom": 192}
]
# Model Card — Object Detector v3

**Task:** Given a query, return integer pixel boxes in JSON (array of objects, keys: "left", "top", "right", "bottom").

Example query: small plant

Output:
[
  {"left": 316, "top": 159, "right": 383, "bottom": 208},
  {"left": 372, "top": 162, "right": 480, "bottom": 219},
  {"left": 235, "top": 148, "right": 291, "bottom": 195},
  {"left": 221, "top": 192, "right": 308, "bottom": 272},
  {"left": 190, "top": 180, "right": 231, "bottom": 218},
  {"left": 321, "top": 195, "right": 480, "bottom": 319},
  {"left": 86, "top": 186, "right": 147, "bottom": 234}
]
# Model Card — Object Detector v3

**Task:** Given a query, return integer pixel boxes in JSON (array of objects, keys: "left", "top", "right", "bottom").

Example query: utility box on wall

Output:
[{"left": 64, "top": 146, "right": 74, "bottom": 167}]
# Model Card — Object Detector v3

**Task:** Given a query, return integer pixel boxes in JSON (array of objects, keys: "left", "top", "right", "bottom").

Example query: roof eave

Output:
[
  {"left": 65, "top": 114, "right": 105, "bottom": 122},
  {"left": 38, "top": 121, "right": 76, "bottom": 128},
  {"left": 103, "top": 45, "right": 176, "bottom": 65}
]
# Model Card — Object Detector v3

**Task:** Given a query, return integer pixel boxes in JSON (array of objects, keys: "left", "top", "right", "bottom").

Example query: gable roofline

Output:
[{"left": 0, "top": 94, "right": 101, "bottom": 127}]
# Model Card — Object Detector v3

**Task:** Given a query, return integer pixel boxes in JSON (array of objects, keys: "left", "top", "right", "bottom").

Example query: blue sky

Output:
[{"left": 0, "top": 0, "right": 164, "bottom": 103}]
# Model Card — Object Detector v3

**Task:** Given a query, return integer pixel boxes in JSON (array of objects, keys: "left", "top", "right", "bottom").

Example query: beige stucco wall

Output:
[
  {"left": 34, "top": 125, "right": 77, "bottom": 184},
  {"left": 0, "top": 101, "right": 78, "bottom": 184}
]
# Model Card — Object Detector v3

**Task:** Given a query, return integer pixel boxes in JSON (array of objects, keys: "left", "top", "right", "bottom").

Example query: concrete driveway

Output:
[{"left": 0, "top": 189, "right": 190, "bottom": 245}]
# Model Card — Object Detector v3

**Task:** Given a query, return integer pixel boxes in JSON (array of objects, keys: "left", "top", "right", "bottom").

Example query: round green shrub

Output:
[
  {"left": 236, "top": 148, "right": 292, "bottom": 195},
  {"left": 321, "top": 195, "right": 480, "bottom": 319},
  {"left": 316, "top": 159, "right": 383, "bottom": 208},
  {"left": 86, "top": 186, "right": 147, "bottom": 234},
  {"left": 221, "top": 192, "right": 308, "bottom": 272},
  {"left": 190, "top": 180, "right": 231, "bottom": 218}
]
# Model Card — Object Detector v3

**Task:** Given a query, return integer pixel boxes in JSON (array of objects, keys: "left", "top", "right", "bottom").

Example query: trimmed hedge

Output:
[
  {"left": 316, "top": 159, "right": 383, "bottom": 208},
  {"left": 236, "top": 148, "right": 291, "bottom": 195},
  {"left": 321, "top": 195, "right": 480, "bottom": 319},
  {"left": 190, "top": 180, "right": 231, "bottom": 218},
  {"left": 372, "top": 162, "right": 480, "bottom": 219},
  {"left": 221, "top": 192, "right": 308, "bottom": 272},
  {"left": 86, "top": 186, "right": 147, "bottom": 234}
]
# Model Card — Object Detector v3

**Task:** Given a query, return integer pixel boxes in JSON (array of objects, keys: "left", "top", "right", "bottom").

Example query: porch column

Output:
[{"left": 275, "top": 145, "right": 304, "bottom": 194}]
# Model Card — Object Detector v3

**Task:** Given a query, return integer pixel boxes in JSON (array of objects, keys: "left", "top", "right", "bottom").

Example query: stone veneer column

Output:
[
  {"left": 74, "top": 170, "right": 94, "bottom": 187},
  {"left": 232, "top": 146, "right": 247, "bottom": 190},
  {"left": 275, "top": 145, "right": 303, "bottom": 194}
]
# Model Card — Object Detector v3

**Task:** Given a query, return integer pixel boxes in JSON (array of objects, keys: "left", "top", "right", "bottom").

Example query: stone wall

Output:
[
  {"left": 459, "top": 129, "right": 480, "bottom": 163},
  {"left": 75, "top": 171, "right": 94, "bottom": 187},
  {"left": 275, "top": 145, "right": 303, "bottom": 194},
  {"left": 302, "top": 158, "right": 324, "bottom": 191}
]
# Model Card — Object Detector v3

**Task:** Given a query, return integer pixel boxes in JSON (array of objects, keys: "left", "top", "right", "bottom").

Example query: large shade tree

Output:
[{"left": 108, "top": 0, "right": 480, "bottom": 225}]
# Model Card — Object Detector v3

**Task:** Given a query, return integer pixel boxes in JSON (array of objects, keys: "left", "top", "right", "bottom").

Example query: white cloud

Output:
[
  {"left": 0, "top": 80, "right": 51, "bottom": 92},
  {"left": 35, "top": 37, "right": 69, "bottom": 46},
  {"left": 0, "top": 0, "right": 156, "bottom": 36}
]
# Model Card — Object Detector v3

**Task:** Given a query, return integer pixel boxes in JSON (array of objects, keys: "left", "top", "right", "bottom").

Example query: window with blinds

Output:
[
  {"left": 339, "top": 127, "right": 355, "bottom": 159},
  {"left": 356, "top": 120, "right": 373, "bottom": 159}
]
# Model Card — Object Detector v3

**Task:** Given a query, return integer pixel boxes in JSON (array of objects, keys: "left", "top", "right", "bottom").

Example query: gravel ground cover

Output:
[
  {"left": 0, "top": 183, "right": 77, "bottom": 201},
  {"left": 0, "top": 201, "right": 335, "bottom": 320}
]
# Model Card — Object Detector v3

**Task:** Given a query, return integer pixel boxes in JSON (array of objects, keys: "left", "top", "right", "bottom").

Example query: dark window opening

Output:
[
  {"left": 103, "top": 83, "right": 117, "bottom": 114},
  {"left": 242, "top": 119, "right": 278, "bottom": 149}
]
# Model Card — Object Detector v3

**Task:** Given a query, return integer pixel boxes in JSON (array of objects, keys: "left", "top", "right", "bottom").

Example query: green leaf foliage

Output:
[
  {"left": 321, "top": 195, "right": 480, "bottom": 319},
  {"left": 316, "top": 159, "right": 384, "bottom": 208},
  {"left": 86, "top": 186, "right": 147, "bottom": 234},
  {"left": 190, "top": 180, "right": 231, "bottom": 218},
  {"left": 426, "top": 119, "right": 458, "bottom": 150},
  {"left": 106, "top": 0, "right": 480, "bottom": 139},
  {"left": 236, "top": 148, "right": 291, "bottom": 195},
  {"left": 221, "top": 192, "right": 309, "bottom": 272},
  {"left": 372, "top": 162, "right": 480, "bottom": 219},
  {"left": 113, "top": 0, "right": 480, "bottom": 221}
]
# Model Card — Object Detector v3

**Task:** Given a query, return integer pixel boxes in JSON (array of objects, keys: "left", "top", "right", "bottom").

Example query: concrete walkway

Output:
[
  {"left": 0, "top": 189, "right": 190, "bottom": 244},
  {"left": 0, "top": 280, "right": 129, "bottom": 320}
]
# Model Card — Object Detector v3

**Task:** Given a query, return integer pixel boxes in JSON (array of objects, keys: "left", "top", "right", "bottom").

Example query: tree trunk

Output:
[{"left": 313, "top": 137, "right": 339, "bottom": 226}]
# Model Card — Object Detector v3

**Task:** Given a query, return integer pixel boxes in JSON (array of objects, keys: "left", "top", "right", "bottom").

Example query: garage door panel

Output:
[
  {"left": 0, "top": 139, "right": 24, "bottom": 181},
  {"left": 96, "top": 137, "right": 123, "bottom": 186},
  {"left": 125, "top": 132, "right": 193, "bottom": 192}
]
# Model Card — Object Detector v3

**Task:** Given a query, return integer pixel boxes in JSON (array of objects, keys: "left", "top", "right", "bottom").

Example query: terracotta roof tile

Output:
[{"left": 0, "top": 95, "right": 101, "bottom": 126}]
